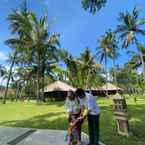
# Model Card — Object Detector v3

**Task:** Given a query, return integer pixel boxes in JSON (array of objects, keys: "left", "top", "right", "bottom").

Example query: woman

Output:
[{"left": 65, "top": 90, "right": 83, "bottom": 145}]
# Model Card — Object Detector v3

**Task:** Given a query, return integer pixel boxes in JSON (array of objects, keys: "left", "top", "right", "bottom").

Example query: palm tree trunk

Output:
[
  {"left": 105, "top": 53, "right": 108, "bottom": 96},
  {"left": 41, "top": 58, "right": 45, "bottom": 102},
  {"left": 3, "top": 51, "right": 17, "bottom": 104},
  {"left": 15, "top": 82, "right": 20, "bottom": 101},
  {"left": 41, "top": 72, "right": 45, "bottom": 102},
  {"left": 36, "top": 70, "right": 40, "bottom": 102},
  {"left": 113, "top": 58, "right": 118, "bottom": 93},
  {"left": 36, "top": 55, "right": 40, "bottom": 102}
]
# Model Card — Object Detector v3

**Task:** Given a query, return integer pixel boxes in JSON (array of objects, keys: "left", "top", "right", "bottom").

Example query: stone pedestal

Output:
[{"left": 112, "top": 93, "right": 130, "bottom": 136}]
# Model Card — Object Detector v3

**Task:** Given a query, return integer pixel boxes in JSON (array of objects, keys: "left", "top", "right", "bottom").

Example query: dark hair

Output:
[{"left": 75, "top": 88, "right": 85, "bottom": 97}]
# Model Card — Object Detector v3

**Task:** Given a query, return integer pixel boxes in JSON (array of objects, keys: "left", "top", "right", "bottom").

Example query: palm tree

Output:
[
  {"left": 97, "top": 30, "right": 118, "bottom": 96},
  {"left": 60, "top": 48, "right": 102, "bottom": 89},
  {"left": 3, "top": 0, "right": 32, "bottom": 104},
  {"left": 127, "top": 47, "right": 145, "bottom": 70},
  {"left": 5, "top": 1, "right": 60, "bottom": 102},
  {"left": 79, "top": 48, "right": 101, "bottom": 89},
  {"left": 109, "top": 37, "right": 119, "bottom": 88},
  {"left": 53, "top": 66, "right": 68, "bottom": 81},
  {"left": 81, "top": 0, "right": 107, "bottom": 14},
  {"left": 2, "top": 51, "right": 17, "bottom": 104},
  {"left": 116, "top": 6, "right": 145, "bottom": 81},
  {"left": 126, "top": 48, "right": 145, "bottom": 91},
  {"left": 27, "top": 13, "right": 60, "bottom": 102},
  {"left": 62, "top": 52, "right": 84, "bottom": 88}
]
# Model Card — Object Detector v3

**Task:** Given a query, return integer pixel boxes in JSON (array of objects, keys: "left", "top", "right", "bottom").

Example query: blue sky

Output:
[{"left": 0, "top": 0, "right": 145, "bottom": 68}]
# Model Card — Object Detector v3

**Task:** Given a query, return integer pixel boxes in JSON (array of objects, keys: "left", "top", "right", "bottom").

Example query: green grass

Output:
[{"left": 0, "top": 95, "right": 145, "bottom": 145}]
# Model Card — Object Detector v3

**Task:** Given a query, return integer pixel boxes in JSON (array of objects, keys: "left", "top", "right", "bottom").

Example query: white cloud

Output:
[{"left": 0, "top": 51, "right": 7, "bottom": 61}]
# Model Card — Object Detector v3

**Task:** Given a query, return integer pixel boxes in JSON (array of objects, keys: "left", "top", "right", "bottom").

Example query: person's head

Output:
[
  {"left": 75, "top": 88, "right": 85, "bottom": 99},
  {"left": 67, "top": 90, "right": 75, "bottom": 101}
]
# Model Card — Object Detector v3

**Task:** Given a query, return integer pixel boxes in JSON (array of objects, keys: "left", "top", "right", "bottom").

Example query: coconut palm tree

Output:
[
  {"left": 2, "top": 51, "right": 17, "bottom": 104},
  {"left": 5, "top": 1, "right": 60, "bottom": 102},
  {"left": 61, "top": 52, "right": 84, "bottom": 88},
  {"left": 81, "top": 0, "right": 107, "bottom": 14},
  {"left": 127, "top": 46, "right": 145, "bottom": 70},
  {"left": 79, "top": 48, "right": 101, "bottom": 89},
  {"left": 116, "top": 6, "right": 145, "bottom": 81},
  {"left": 3, "top": 0, "right": 32, "bottom": 104},
  {"left": 60, "top": 48, "right": 102, "bottom": 89},
  {"left": 97, "top": 30, "right": 118, "bottom": 96},
  {"left": 27, "top": 13, "right": 60, "bottom": 102}
]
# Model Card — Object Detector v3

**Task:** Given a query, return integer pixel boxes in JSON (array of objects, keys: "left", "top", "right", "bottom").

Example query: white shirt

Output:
[
  {"left": 79, "top": 92, "right": 100, "bottom": 115},
  {"left": 65, "top": 98, "right": 81, "bottom": 114}
]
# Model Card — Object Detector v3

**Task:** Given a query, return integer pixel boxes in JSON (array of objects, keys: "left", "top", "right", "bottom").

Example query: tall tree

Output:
[
  {"left": 60, "top": 48, "right": 102, "bottom": 89},
  {"left": 79, "top": 48, "right": 101, "bottom": 89},
  {"left": 97, "top": 30, "right": 118, "bottom": 95},
  {"left": 3, "top": 1, "right": 31, "bottom": 104},
  {"left": 5, "top": 1, "right": 60, "bottom": 103},
  {"left": 27, "top": 13, "right": 60, "bottom": 101},
  {"left": 116, "top": 6, "right": 145, "bottom": 81}
]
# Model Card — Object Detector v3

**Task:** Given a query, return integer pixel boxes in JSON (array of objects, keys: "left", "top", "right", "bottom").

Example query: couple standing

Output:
[{"left": 65, "top": 88, "right": 100, "bottom": 145}]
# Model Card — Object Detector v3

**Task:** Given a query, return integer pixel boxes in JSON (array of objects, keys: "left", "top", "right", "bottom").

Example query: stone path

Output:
[{"left": 0, "top": 126, "right": 106, "bottom": 145}]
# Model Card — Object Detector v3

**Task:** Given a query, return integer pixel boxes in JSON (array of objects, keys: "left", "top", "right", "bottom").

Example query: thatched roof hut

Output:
[
  {"left": 43, "top": 81, "right": 76, "bottom": 92},
  {"left": 99, "top": 83, "right": 123, "bottom": 91},
  {"left": 88, "top": 83, "right": 124, "bottom": 96},
  {"left": 43, "top": 81, "right": 76, "bottom": 101}
]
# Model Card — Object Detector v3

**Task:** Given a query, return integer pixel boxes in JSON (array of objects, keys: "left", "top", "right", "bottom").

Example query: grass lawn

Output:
[{"left": 0, "top": 95, "right": 145, "bottom": 145}]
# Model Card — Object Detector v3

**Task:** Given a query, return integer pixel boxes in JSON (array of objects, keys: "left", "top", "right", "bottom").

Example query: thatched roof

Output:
[
  {"left": 43, "top": 81, "right": 76, "bottom": 92},
  {"left": 98, "top": 83, "right": 123, "bottom": 91}
]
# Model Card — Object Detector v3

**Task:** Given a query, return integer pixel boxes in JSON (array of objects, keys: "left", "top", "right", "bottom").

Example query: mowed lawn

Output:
[{"left": 0, "top": 95, "right": 145, "bottom": 145}]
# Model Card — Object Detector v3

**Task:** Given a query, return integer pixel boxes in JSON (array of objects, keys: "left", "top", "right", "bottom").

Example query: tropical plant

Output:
[
  {"left": 4, "top": 1, "right": 60, "bottom": 103},
  {"left": 116, "top": 6, "right": 145, "bottom": 81},
  {"left": 115, "top": 65, "right": 139, "bottom": 90},
  {"left": 2, "top": 1, "right": 31, "bottom": 104},
  {"left": 26, "top": 12, "right": 60, "bottom": 102},
  {"left": 61, "top": 48, "right": 102, "bottom": 89},
  {"left": 81, "top": 0, "right": 107, "bottom": 14},
  {"left": 97, "top": 30, "right": 118, "bottom": 95},
  {"left": 79, "top": 48, "right": 102, "bottom": 89}
]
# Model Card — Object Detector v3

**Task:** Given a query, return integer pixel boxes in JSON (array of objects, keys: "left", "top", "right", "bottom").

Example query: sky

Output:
[{"left": 0, "top": 0, "right": 145, "bottom": 68}]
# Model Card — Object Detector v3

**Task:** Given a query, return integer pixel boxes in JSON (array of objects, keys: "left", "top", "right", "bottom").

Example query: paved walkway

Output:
[{"left": 0, "top": 126, "right": 105, "bottom": 145}]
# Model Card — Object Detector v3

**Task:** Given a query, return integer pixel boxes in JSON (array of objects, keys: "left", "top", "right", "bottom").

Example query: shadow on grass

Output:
[
  {"left": 0, "top": 112, "right": 68, "bottom": 130},
  {"left": 35, "top": 101, "right": 65, "bottom": 107}
]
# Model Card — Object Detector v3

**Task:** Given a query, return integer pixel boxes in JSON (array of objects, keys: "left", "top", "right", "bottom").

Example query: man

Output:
[{"left": 75, "top": 88, "right": 100, "bottom": 145}]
